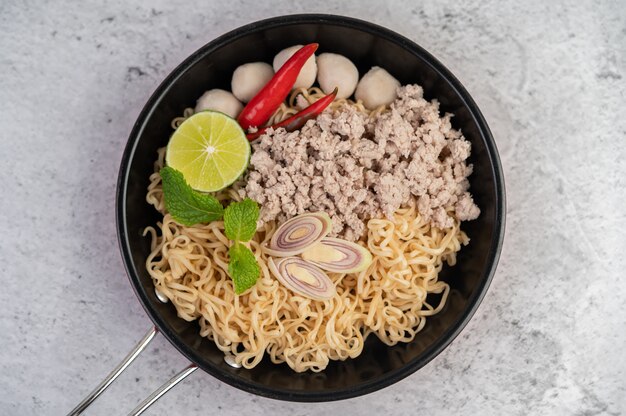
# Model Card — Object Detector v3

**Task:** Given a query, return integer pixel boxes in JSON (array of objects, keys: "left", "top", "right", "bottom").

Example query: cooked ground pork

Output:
[{"left": 241, "top": 84, "right": 480, "bottom": 241}]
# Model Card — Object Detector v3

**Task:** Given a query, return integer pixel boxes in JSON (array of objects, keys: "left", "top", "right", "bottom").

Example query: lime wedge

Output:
[{"left": 166, "top": 111, "right": 250, "bottom": 192}]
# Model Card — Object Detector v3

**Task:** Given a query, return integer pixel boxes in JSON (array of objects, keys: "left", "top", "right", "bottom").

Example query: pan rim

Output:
[{"left": 116, "top": 13, "right": 506, "bottom": 402}]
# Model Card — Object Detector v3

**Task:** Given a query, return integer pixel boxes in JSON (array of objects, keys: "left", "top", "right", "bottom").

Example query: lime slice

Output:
[{"left": 166, "top": 111, "right": 250, "bottom": 192}]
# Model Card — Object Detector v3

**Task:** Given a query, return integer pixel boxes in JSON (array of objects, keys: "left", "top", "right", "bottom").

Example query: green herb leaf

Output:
[
  {"left": 223, "top": 198, "right": 259, "bottom": 242},
  {"left": 160, "top": 167, "right": 224, "bottom": 226},
  {"left": 228, "top": 242, "right": 261, "bottom": 294}
]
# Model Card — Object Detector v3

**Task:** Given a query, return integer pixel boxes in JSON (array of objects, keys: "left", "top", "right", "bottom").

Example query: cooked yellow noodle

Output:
[
  {"left": 144, "top": 91, "right": 468, "bottom": 372},
  {"left": 171, "top": 107, "right": 194, "bottom": 130},
  {"left": 269, "top": 87, "right": 386, "bottom": 125}
]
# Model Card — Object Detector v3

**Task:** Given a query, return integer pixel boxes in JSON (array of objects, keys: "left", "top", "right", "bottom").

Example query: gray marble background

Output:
[{"left": 1, "top": 1, "right": 625, "bottom": 415}]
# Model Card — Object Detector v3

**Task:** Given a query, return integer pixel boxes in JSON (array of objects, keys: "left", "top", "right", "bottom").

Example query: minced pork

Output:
[{"left": 240, "top": 84, "right": 480, "bottom": 241}]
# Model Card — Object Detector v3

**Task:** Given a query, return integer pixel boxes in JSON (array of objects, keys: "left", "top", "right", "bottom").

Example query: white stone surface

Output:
[{"left": 1, "top": 1, "right": 625, "bottom": 415}]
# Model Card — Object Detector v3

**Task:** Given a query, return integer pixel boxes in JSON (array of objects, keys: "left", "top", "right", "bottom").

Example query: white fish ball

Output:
[
  {"left": 273, "top": 45, "right": 317, "bottom": 89},
  {"left": 194, "top": 89, "right": 243, "bottom": 119},
  {"left": 231, "top": 62, "right": 274, "bottom": 103},
  {"left": 354, "top": 66, "right": 401, "bottom": 110},
  {"left": 316, "top": 53, "right": 359, "bottom": 99}
]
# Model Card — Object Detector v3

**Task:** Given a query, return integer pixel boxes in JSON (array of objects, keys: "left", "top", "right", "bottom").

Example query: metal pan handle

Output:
[
  {"left": 66, "top": 326, "right": 197, "bottom": 416},
  {"left": 127, "top": 364, "right": 198, "bottom": 416}
]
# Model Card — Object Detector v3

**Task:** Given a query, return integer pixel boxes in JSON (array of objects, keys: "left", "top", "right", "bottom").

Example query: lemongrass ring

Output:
[
  {"left": 301, "top": 237, "right": 373, "bottom": 273},
  {"left": 268, "top": 257, "right": 336, "bottom": 300},
  {"left": 268, "top": 212, "right": 332, "bottom": 256}
]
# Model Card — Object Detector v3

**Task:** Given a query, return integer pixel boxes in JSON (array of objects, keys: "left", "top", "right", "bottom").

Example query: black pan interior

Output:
[{"left": 117, "top": 14, "right": 505, "bottom": 402}]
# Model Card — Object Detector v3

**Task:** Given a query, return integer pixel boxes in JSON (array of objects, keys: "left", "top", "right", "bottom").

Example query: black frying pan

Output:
[{"left": 68, "top": 14, "right": 505, "bottom": 415}]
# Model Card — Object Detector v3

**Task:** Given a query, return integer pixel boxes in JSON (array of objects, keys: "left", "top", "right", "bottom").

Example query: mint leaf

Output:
[
  {"left": 224, "top": 200, "right": 260, "bottom": 294},
  {"left": 228, "top": 242, "right": 260, "bottom": 294},
  {"left": 160, "top": 167, "right": 224, "bottom": 226},
  {"left": 223, "top": 198, "right": 259, "bottom": 242}
]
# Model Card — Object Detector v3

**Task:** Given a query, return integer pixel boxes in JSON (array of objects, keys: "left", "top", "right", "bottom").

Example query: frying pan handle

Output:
[
  {"left": 127, "top": 364, "right": 198, "bottom": 415},
  {"left": 67, "top": 326, "right": 197, "bottom": 415},
  {"left": 67, "top": 326, "right": 158, "bottom": 415}
]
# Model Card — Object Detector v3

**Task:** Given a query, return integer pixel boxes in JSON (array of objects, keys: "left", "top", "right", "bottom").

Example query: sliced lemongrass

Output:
[
  {"left": 268, "top": 257, "right": 335, "bottom": 300},
  {"left": 301, "top": 237, "right": 372, "bottom": 273},
  {"left": 268, "top": 212, "right": 332, "bottom": 257}
]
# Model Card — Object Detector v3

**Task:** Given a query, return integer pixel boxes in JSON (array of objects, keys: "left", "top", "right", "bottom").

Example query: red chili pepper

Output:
[
  {"left": 246, "top": 88, "right": 337, "bottom": 141},
  {"left": 237, "top": 43, "right": 318, "bottom": 130}
]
